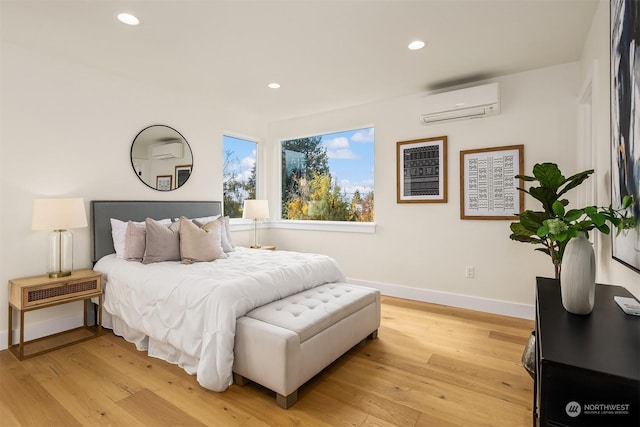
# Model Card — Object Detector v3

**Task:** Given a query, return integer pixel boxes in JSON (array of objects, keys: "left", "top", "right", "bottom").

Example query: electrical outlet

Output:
[{"left": 465, "top": 266, "right": 475, "bottom": 278}]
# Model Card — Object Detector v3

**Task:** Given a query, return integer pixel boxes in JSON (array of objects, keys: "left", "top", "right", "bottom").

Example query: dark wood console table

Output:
[{"left": 534, "top": 277, "right": 639, "bottom": 426}]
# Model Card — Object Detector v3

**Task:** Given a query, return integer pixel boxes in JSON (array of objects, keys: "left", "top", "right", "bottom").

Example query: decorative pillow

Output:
[
  {"left": 179, "top": 217, "right": 228, "bottom": 264},
  {"left": 111, "top": 217, "right": 171, "bottom": 258},
  {"left": 194, "top": 216, "right": 234, "bottom": 253},
  {"left": 190, "top": 215, "right": 221, "bottom": 224},
  {"left": 124, "top": 221, "right": 146, "bottom": 261},
  {"left": 222, "top": 216, "right": 235, "bottom": 251},
  {"left": 110, "top": 218, "right": 135, "bottom": 258},
  {"left": 142, "top": 219, "right": 181, "bottom": 264}
]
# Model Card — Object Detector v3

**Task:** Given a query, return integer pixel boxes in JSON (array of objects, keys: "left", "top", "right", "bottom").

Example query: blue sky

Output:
[
  {"left": 223, "top": 127, "right": 374, "bottom": 196},
  {"left": 321, "top": 127, "right": 374, "bottom": 196},
  {"left": 223, "top": 135, "right": 256, "bottom": 183}
]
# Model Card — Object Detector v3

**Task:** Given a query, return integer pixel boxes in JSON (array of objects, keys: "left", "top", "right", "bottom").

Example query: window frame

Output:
[
  {"left": 277, "top": 125, "right": 375, "bottom": 231},
  {"left": 222, "top": 131, "right": 261, "bottom": 226}
]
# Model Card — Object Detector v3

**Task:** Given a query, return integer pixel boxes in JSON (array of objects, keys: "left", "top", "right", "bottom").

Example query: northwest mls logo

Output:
[
  {"left": 565, "top": 401, "right": 631, "bottom": 417},
  {"left": 566, "top": 401, "right": 581, "bottom": 417}
]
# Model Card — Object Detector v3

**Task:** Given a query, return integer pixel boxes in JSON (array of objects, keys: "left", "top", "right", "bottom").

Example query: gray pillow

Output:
[
  {"left": 180, "top": 217, "right": 228, "bottom": 264},
  {"left": 142, "top": 218, "right": 181, "bottom": 264}
]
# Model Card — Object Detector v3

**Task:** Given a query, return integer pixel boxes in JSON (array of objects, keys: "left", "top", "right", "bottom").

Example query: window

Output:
[
  {"left": 281, "top": 127, "right": 374, "bottom": 222},
  {"left": 223, "top": 135, "right": 257, "bottom": 218}
]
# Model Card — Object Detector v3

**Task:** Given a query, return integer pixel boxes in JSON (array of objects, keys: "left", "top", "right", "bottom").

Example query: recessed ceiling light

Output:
[
  {"left": 268, "top": 83, "right": 281, "bottom": 89},
  {"left": 117, "top": 13, "right": 140, "bottom": 26},
  {"left": 408, "top": 40, "right": 426, "bottom": 50}
]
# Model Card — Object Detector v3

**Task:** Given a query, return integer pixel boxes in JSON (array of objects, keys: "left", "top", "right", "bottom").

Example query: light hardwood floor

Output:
[{"left": 0, "top": 296, "right": 535, "bottom": 426}]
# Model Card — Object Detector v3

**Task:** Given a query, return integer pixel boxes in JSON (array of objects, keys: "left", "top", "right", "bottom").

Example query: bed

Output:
[{"left": 91, "top": 200, "right": 380, "bottom": 407}]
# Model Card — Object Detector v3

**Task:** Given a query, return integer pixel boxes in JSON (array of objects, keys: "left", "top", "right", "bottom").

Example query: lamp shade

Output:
[
  {"left": 32, "top": 198, "right": 88, "bottom": 231},
  {"left": 242, "top": 199, "right": 269, "bottom": 220}
]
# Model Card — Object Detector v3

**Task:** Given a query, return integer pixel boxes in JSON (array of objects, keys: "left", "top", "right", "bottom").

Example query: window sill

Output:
[
  {"left": 270, "top": 220, "right": 375, "bottom": 234},
  {"left": 228, "top": 219, "right": 376, "bottom": 233},
  {"left": 228, "top": 218, "right": 255, "bottom": 232}
]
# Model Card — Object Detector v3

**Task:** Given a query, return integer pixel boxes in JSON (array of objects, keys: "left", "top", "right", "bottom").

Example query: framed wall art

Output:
[
  {"left": 175, "top": 164, "right": 192, "bottom": 189},
  {"left": 397, "top": 136, "right": 447, "bottom": 203},
  {"left": 610, "top": 0, "right": 640, "bottom": 272},
  {"left": 460, "top": 144, "right": 524, "bottom": 220},
  {"left": 156, "top": 175, "right": 172, "bottom": 191}
]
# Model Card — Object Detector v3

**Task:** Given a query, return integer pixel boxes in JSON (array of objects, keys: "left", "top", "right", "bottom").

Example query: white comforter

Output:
[{"left": 93, "top": 248, "right": 344, "bottom": 391}]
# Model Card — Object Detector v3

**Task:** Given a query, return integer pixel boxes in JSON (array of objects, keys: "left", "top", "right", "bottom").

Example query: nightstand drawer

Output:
[{"left": 9, "top": 270, "right": 102, "bottom": 310}]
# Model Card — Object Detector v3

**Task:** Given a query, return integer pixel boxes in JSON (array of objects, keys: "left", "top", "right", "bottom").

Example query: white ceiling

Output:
[{"left": 1, "top": 0, "right": 599, "bottom": 122}]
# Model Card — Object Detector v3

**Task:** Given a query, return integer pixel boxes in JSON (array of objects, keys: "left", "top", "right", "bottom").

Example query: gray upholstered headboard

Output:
[{"left": 91, "top": 200, "right": 222, "bottom": 263}]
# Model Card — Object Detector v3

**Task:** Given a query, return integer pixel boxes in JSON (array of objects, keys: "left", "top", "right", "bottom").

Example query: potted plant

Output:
[
  {"left": 510, "top": 163, "right": 634, "bottom": 315},
  {"left": 509, "top": 163, "right": 634, "bottom": 280},
  {"left": 511, "top": 163, "right": 635, "bottom": 372}
]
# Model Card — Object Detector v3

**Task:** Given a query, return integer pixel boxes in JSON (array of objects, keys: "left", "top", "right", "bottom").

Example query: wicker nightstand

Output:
[{"left": 8, "top": 269, "right": 103, "bottom": 360}]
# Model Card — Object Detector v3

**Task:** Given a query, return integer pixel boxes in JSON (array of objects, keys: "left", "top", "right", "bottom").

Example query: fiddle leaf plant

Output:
[{"left": 509, "top": 163, "right": 635, "bottom": 279}]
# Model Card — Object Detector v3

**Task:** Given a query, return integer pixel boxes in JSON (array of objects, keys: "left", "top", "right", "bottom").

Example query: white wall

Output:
[
  {"left": 2, "top": 0, "right": 637, "bottom": 345},
  {"left": 0, "top": 42, "right": 267, "bottom": 342},
  {"left": 580, "top": 0, "right": 640, "bottom": 297},
  {"left": 266, "top": 63, "right": 582, "bottom": 318}
]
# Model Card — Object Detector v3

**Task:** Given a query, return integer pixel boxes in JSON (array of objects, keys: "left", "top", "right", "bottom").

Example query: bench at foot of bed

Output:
[{"left": 233, "top": 282, "right": 381, "bottom": 409}]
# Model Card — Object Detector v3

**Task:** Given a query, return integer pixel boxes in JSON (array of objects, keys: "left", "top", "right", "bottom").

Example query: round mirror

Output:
[{"left": 130, "top": 125, "right": 193, "bottom": 191}]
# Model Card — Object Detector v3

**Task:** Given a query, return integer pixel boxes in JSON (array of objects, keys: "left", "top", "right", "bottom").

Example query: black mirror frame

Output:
[{"left": 130, "top": 124, "right": 194, "bottom": 191}]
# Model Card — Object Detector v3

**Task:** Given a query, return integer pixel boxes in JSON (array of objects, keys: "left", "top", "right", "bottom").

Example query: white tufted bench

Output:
[{"left": 232, "top": 282, "right": 380, "bottom": 408}]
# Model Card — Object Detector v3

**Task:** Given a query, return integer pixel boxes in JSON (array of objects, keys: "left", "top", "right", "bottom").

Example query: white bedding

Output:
[{"left": 93, "top": 247, "right": 345, "bottom": 391}]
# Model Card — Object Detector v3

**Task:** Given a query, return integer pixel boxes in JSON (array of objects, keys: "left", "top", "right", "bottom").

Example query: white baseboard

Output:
[
  {"left": 0, "top": 281, "right": 534, "bottom": 350},
  {"left": 0, "top": 312, "right": 84, "bottom": 351},
  {"left": 346, "top": 278, "right": 535, "bottom": 320}
]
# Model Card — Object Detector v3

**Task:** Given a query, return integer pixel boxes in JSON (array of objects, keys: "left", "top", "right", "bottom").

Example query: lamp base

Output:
[
  {"left": 48, "top": 271, "right": 72, "bottom": 278},
  {"left": 47, "top": 229, "right": 73, "bottom": 278}
]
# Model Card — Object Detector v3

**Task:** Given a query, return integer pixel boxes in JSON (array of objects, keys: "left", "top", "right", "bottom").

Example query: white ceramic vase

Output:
[{"left": 560, "top": 232, "right": 596, "bottom": 314}]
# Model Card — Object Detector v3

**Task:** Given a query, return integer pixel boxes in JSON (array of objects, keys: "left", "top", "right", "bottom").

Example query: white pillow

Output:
[
  {"left": 110, "top": 217, "right": 171, "bottom": 258},
  {"left": 190, "top": 215, "right": 221, "bottom": 224},
  {"left": 222, "top": 216, "right": 235, "bottom": 251}
]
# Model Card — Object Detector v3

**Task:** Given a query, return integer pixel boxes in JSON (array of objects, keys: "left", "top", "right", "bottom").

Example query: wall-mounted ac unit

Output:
[
  {"left": 420, "top": 83, "right": 500, "bottom": 125},
  {"left": 151, "top": 142, "right": 183, "bottom": 159}
]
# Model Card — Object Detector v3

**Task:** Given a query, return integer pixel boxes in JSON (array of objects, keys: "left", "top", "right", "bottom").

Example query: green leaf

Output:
[
  {"left": 535, "top": 247, "right": 551, "bottom": 256},
  {"left": 622, "top": 195, "right": 634, "bottom": 208},
  {"left": 517, "top": 210, "right": 546, "bottom": 232},
  {"left": 610, "top": 217, "right": 622, "bottom": 228},
  {"left": 589, "top": 212, "right": 606, "bottom": 227},
  {"left": 573, "top": 219, "right": 593, "bottom": 231},
  {"left": 584, "top": 206, "right": 597, "bottom": 216},
  {"left": 596, "top": 223, "right": 611, "bottom": 234},
  {"left": 555, "top": 231, "right": 569, "bottom": 242},
  {"left": 537, "top": 223, "right": 549, "bottom": 237},
  {"left": 622, "top": 216, "right": 636, "bottom": 229},
  {"left": 552, "top": 200, "right": 565, "bottom": 216},
  {"left": 510, "top": 222, "right": 534, "bottom": 236},
  {"left": 557, "top": 169, "right": 594, "bottom": 197},
  {"left": 515, "top": 174, "right": 536, "bottom": 181},
  {"left": 564, "top": 209, "right": 583, "bottom": 222},
  {"left": 529, "top": 187, "right": 560, "bottom": 213},
  {"left": 510, "top": 233, "right": 542, "bottom": 243},
  {"left": 532, "top": 163, "right": 565, "bottom": 192}
]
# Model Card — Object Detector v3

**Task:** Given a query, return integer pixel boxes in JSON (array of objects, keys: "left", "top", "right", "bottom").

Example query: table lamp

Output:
[
  {"left": 242, "top": 199, "right": 269, "bottom": 248},
  {"left": 32, "top": 198, "right": 88, "bottom": 278}
]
